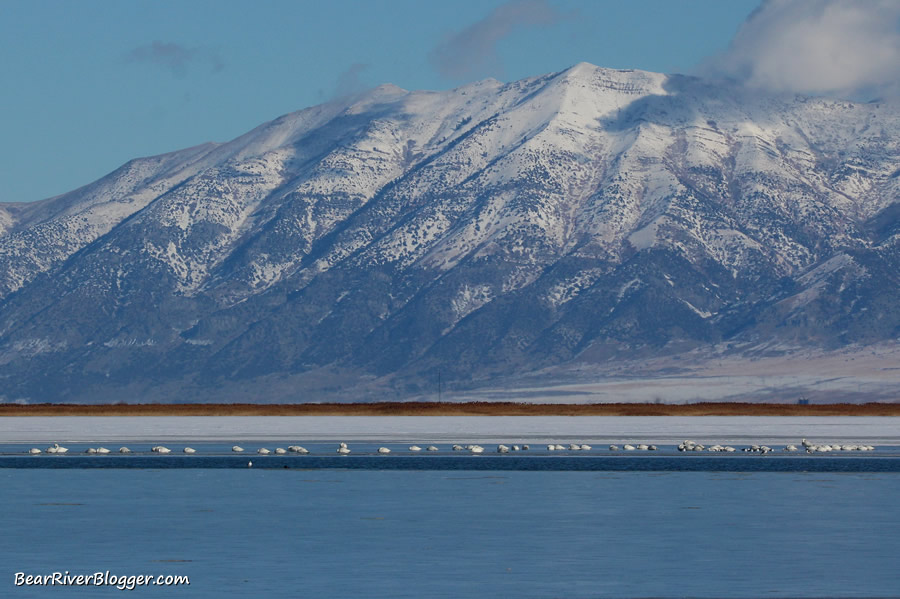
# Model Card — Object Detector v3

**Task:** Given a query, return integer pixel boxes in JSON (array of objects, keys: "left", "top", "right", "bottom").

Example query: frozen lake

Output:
[{"left": 1, "top": 415, "right": 898, "bottom": 444}]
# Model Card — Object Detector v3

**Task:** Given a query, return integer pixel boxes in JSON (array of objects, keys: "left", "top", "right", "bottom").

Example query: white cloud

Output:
[{"left": 704, "top": 0, "right": 900, "bottom": 99}]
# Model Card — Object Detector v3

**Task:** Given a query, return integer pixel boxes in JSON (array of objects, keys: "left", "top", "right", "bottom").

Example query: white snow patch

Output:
[
  {"left": 103, "top": 338, "right": 157, "bottom": 348},
  {"left": 451, "top": 284, "right": 493, "bottom": 320},
  {"left": 681, "top": 299, "right": 712, "bottom": 319},
  {"left": 628, "top": 218, "right": 662, "bottom": 250}
]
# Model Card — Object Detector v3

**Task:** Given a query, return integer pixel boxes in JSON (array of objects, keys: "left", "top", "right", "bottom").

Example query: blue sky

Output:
[{"left": 4, "top": 0, "right": 893, "bottom": 204}]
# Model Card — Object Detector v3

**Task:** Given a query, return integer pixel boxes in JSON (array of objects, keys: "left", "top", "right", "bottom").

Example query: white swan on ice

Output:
[
  {"left": 47, "top": 443, "right": 68, "bottom": 454},
  {"left": 409, "top": 446, "right": 422, "bottom": 451},
  {"left": 119, "top": 447, "right": 131, "bottom": 453},
  {"left": 232, "top": 446, "right": 244, "bottom": 452},
  {"left": 337, "top": 446, "right": 351, "bottom": 454},
  {"left": 427, "top": 446, "right": 439, "bottom": 451},
  {"left": 28, "top": 448, "right": 41, "bottom": 454},
  {"left": 257, "top": 448, "right": 270, "bottom": 455},
  {"left": 274, "top": 448, "right": 287, "bottom": 454},
  {"left": 377, "top": 447, "right": 391, "bottom": 454},
  {"left": 183, "top": 447, "right": 196, "bottom": 454},
  {"left": 96, "top": 447, "right": 110, "bottom": 454}
]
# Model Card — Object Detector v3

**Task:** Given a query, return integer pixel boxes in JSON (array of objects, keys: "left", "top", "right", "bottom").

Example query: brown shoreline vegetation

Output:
[{"left": 0, "top": 402, "right": 898, "bottom": 417}]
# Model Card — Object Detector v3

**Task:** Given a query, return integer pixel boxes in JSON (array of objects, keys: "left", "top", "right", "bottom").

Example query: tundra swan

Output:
[
  {"left": 377, "top": 447, "right": 391, "bottom": 454},
  {"left": 183, "top": 447, "right": 196, "bottom": 454},
  {"left": 623, "top": 444, "right": 636, "bottom": 451},
  {"left": 28, "top": 448, "right": 41, "bottom": 454},
  {"left": 409, "top": 446, "right": 422, "bottom": 451},
  {"left": 232, "top": 446, "right": 244, "bottom": 452},
  {"left": 337, "top": 446, "right": 351, "bottom": 454},
  {"left": 274, "top": 448, "right": 287, "bottom": 454},
  {"left": 257, "top": 448, "right": 271, "bottom": 455},
  {"left": 96, "top": 447, "right": 111, "bottom": 454},
  {"left": 118, "top": 447, "right": 131, "bottom": 453},
  {"left": 427, "top": 446, "right": 439, "bottom": 451},
  {"left": 497, "top": 444, "right": 510, "bottom": 453}
]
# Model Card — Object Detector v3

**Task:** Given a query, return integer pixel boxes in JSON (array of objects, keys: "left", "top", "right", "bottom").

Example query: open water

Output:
[{"left": 2, "top": 443, "right": 899, "bottom": 598}]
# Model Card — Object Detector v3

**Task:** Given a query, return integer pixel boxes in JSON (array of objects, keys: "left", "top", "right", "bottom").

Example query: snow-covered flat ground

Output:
[{"left": 1, "top": 416, "right": 897, "bottom": 445}]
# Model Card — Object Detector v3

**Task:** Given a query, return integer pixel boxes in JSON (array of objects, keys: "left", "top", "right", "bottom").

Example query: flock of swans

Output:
[{"left": 26, "top": 439, "right": 878, "bottom": 456}]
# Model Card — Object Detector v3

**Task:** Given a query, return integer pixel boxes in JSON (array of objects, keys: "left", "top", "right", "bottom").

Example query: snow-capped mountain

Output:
[{"left": 1, "top": 62, "right": 898, "bottom": 403}]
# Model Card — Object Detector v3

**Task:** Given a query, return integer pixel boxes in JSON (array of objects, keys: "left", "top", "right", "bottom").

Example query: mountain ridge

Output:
[{"left": 1, "top": 62, "right": 898, "bottom": 403}]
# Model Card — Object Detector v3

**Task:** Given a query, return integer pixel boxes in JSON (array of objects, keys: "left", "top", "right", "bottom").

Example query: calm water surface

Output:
[{"left": 2, "top": 467, "right": 899, "bottom": 598}]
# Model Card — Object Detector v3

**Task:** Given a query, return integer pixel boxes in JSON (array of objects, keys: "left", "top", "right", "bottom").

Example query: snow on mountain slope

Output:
[{"left": 0, "top": 62, "right": 898, "bottom": 403}]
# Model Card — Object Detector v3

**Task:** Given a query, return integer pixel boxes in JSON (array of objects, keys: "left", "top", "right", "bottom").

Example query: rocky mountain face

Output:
[{"left": 1, "top": 62, "right": 898, "bottom": 403}]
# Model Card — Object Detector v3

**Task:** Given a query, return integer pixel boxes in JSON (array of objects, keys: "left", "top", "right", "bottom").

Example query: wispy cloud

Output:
[
  {"left": 127, "top": 41, "right": 224, "bottom": 77},
  {"left": 429, "top": 0, "right": 563, "bottom": 81},
  {"left": 702, "top": 0, "right": 900, "bottom": 99},
  {"left": 332, "top": 62, "right": 371, "bottom": 99}
]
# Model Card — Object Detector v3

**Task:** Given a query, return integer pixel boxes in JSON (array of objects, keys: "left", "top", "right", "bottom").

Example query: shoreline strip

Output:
[{"left": 1, "top": 402, "right": 898, "bottom": 417}]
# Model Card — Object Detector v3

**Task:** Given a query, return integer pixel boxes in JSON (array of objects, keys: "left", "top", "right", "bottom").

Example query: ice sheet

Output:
[{"left": 0, "top": 416, "right": 897, "bottom": 445}]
